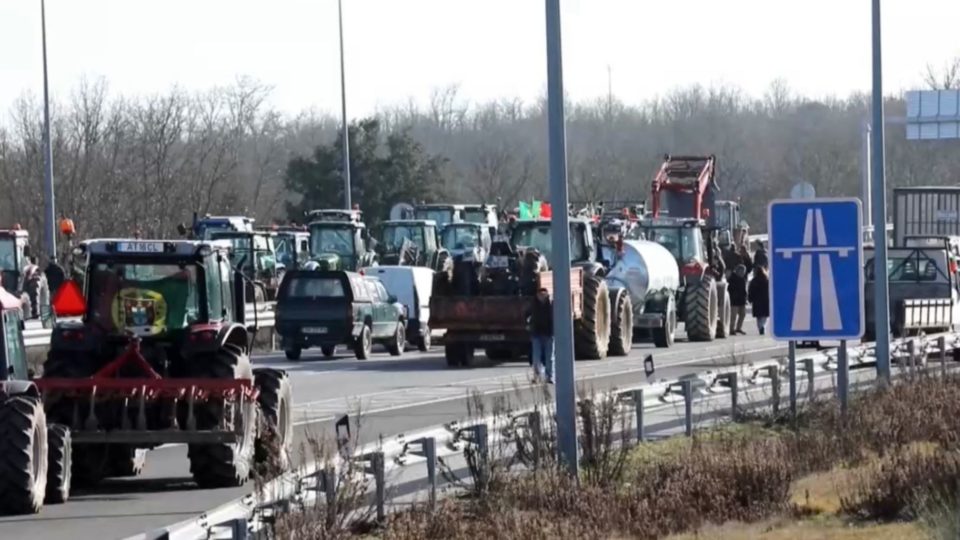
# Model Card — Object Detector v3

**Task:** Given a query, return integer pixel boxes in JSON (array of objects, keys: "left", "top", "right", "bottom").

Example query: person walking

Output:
[
  {"left": 728, "top": 264, "right": 748, "bottom": 335},
  {"left": 748, "top": 266, "right": 770, "bottom": 335},
  {"left": 752, "top": 240, "right": 769, "bottom": 270},
  {"left": 528, "top": 288, "right": 555, "bottom": 384}
]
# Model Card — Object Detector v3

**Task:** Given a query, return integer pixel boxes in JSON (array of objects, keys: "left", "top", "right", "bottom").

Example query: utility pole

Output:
[
  {"left": 41, "top": 0, "right": 57, "bottom": 262},
  {"left": 870, "top": 0, "right": 891, "bottom": 383},
  {"left": 338, "top": 0, "right": 352, "bottom": 209},
  {"left": 544, "top": 0, "right": 578, "bottom": 477}
]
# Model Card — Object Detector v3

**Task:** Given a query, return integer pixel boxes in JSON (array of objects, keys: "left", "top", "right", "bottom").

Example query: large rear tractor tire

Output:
[
  {"left": 575, "top": 276, "right": 611, "bottom": 360},
  {"left": 253, "top": 368, "right": 293, "bottom": 474},
  {"left": 653, "top": 296, "right": 677, "bottom": 348},
  {"left": 45, "top": 424, "right": 71, "bottom": 504},
  {"left": 609, "top": 288, "right": 633, "bottom": 356},
  {"left": 716, "top": 281, "right": 731, "bottom": 339},
  {"left": 684, "top": 276, "right": 718, "bottom": 342},
  {"left": 0, "top": 395, "right": 48, "bottom": 515},
  {"left": 188, "top": 345, "right": 258, "bottom": 488}
]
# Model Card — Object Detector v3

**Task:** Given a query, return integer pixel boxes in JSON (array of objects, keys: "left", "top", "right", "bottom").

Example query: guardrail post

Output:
[
  {"left": 802, "top": 358, "right": 815, "bottom": 402},
  {"left": 838, "top": 341, "right": 849, "bottom": 415},
  {"left": 322, "top": 466, "right": 337, "bottom": 528},
  {"left": 728, "top": 373, "right": 739, "bottom": 422},
  {"left": 469, "top": 423, "right": 490, "bottom": 488},
  {"left": 907, "top": 340, "right": 916, "bottom": 378},
  {"left": 766, "top": 366, "right": 780, "bottom": 416},
  {"left": 939, "top": 336, "right": 947, "bottom": 379},
  {"left": 528, "top": 411, "right": 543, "bottom": 467},
  {"left": 371, "top": 451, "right": 386, "bottom": 522},
  {"left": 423, "top": 437, "right": 438, "bottom": 509},
  {"left": 632, "top": 389, "right": 645, "bottom": 442},
  {"left": 788, "top": 341, "right": 797, "bottom": 418},
  {"left": 682, "top": 380, "right": 693, "bottom": 437}
]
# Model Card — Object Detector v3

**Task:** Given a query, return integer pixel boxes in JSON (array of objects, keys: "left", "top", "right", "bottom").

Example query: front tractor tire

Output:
[
  {"left": 45, "top": 424, "right": 71, "bottom": 504},
  {"left": 188, "top": 344, "right": 258, "bottom": 489},
  {"left": 653, "top": 296, "right": 677, "bottom": 348},
  {"left": 575, "top": 276, "right": 611, "bottom": 360},
  {"left": 684, "top": 276, "right": 718, "bottom": 342},
  {"left": 0, "top": 395, "right": 48, "bottom": 515},
  {"left": 609, "top": 288, "right": 633, "bottom": 356},
  {"left": 253, "top": 368, "right": 293, "bottom": 473},
  {"left": 715, "top": 281, "right": 731, "bottom": 339}
]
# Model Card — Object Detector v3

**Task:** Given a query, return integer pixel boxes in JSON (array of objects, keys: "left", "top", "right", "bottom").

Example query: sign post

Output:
[{"left": 769, "top": 198, "right": 864, "bottom": 410}]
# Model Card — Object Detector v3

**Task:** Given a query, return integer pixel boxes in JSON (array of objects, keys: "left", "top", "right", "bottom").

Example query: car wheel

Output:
[
  {"left": 387, "top": 322, "right": 405, "bottom": 356},
  {"left": 355, "top": 326, "right": 372, "bottom": 360},
  {"left": 417, "top": 324, "right": 431, "bottom": 352}
]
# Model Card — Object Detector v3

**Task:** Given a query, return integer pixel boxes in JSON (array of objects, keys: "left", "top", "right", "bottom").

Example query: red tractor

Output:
[{"left": 28, "top": 239, "right": 292, "bottom": 496}]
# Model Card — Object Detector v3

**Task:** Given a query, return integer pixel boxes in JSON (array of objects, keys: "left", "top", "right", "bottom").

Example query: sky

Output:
[{"left": 1, "top": 0, "right": 959, "bottom": 118}]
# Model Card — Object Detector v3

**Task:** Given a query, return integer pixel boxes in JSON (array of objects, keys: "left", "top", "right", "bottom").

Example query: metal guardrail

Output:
[
  {"left": 135, "top": 330, "right": 960, "bottom": 540},
  {"left": 23, "top": 302, "right": 276, "bottom": 350}
]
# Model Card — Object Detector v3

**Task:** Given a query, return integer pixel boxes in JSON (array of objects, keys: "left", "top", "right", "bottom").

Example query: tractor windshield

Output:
[
  {"left": 415, "top": 208, "right": 454, "bottom": 228},
  {"left": 310, "top": 225, "right": 355, "bottom": 256},
  {"left": 87, "top": 262, "right": 200, "bottom": 335},
  {"left": 383, "top": 224, "right": 427, "bottom": 252},
  {"left": 441, "top": 225, "right": 479, "bottom": 251},
  {"left": 463, "top": 209, "right": 488, "bottom": 224},
  {"left": 274, "top": 234, "right": 296, "bottom": 267},
  {"left": 511, "top": 223, "right": 585, "bottom": 265},
  {"left": 637, "top": 226, "right": 703, "bottom": 264},
  {"left": 0, "top": 239, "right": 16, "bottom": 271}
]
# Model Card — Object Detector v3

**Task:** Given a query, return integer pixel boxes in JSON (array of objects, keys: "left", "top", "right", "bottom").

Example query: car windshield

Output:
[
  {"left": 284, "top": 276, "right": 345, "bottom": 298},
  {"left": 463, "top": 209, "right": 488, "bottom": 224},
  {"left": 511, "top": 223, "right": 584, "bottom": 264},
  {"left": 383, "top": 225, "right": 426, "bottom": 251},
  {"left": 310, "top": 225, "right": 355, "bottom": 256},
  {"left": 441, "top": 226, "right": 479, "bottom": 250},
  {"left": 637, "top": 226, "right": 702, "bottom": 263},
  {"left": 87, "top": 262, "right": 200, "bottom": 334},
  {"left": 0, "top": 240, "right": 16, "bottom": 271},
  {"left": 415, "top": 209, "right": 454, "bottom": 228}
]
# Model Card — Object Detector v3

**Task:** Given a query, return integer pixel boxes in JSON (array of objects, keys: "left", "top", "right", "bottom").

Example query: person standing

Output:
[
  {"left": 728, "top": 264, "right": 748, "bottom": 335},
  {"left": 22, "top": 256, "right": 42, "bottom": 319},
  {"left": 528, "top": 288, "right": 555, "bottom": 384},
  {"left": 748, "top": 266, "right": 770, "bottom": 335},
  {"left": 753, "top": 240, "right": 769, "bottom": 270}
]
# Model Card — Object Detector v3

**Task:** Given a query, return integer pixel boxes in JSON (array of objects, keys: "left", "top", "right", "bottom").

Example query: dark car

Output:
[{"left": 276, "top": 270, "right": 406, "bottom": 360}]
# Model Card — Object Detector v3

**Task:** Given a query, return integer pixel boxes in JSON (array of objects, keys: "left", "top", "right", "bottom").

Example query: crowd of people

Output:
[{"left": 724, "top": 230, "right": 769, "bottom": 336}]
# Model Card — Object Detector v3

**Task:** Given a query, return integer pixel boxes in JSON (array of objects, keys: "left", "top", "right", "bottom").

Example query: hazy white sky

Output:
[{"left": 2, "top": 0, "right": 958, "bottom": 117}]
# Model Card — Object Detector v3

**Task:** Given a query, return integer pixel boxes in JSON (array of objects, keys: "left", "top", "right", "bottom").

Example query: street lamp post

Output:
[
  {"left": 870, "top": 0, "right": 891, "bottom": 383},
  {"left": 338, "top": 0, "right": 352, "bottom": 210},
  {"left": 41, "top": 0, "right": 57, "bottom": 262}
]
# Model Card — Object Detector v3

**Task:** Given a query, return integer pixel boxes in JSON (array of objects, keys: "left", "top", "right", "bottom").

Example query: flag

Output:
[
  {"left": 518, "top": 201, "right": 532, "bottom": 219},
  {"left": 532, "top": 200, "right": 542, "bottom": 218},
  {"left": 540, "top": 202, "right": 552, "bottom": 218}
]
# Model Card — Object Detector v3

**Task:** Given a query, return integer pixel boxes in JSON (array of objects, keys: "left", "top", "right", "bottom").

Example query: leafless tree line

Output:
[{"left": 1, "top": 66, "right": 958, "bottom": 253}]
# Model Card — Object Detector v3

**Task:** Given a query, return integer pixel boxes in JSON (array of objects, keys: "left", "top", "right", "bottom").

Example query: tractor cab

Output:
[
  {"left": 414, "top": 204, "right": 465, "bottom": 229},
  {"left": 0, "top": 289, "right": 27, "bottom": 382},
  {"left": 270, "top": 227, "right": 311, "bottom": 270},
  {"left": 0, "top": 229, "right": 31, "bottom": 296},
  {"left": 713, "top": 200, "right": 744, "bottom": 249},
  {"left": 440, "top": 222, "right": 491, "bottom": 263},
  {"left": 308, "top": 219, "right": 376, "bottom": 272},
  {"left": 207, "top": 230, "right": 283, "bottom": 301},
  {"left": 461, "top": 204, "right": 499, "bottom": 236},
  {"left": 188, "top": 215, "right": 255, "bottom": 240},
  {"left": 509, "top": 218, "right": 597, "bottom": 270},
  {"left": 379, "top": 220, "right": 448, "bottom": 270}
]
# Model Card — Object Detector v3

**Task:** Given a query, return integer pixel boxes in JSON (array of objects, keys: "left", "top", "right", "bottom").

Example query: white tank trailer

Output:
[{"left": 604, "top": 239, "right": 681, "bottom": 348}]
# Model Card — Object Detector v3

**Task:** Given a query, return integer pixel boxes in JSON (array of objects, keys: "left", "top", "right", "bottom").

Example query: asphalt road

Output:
[{"left": 0, "top": 324, "right": 786, "bottom": 540}]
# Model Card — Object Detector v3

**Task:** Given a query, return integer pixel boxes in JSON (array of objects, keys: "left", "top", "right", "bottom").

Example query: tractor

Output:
[
  {"left": 0, "top": 228, "right": 50, "bottom": 321},
  {"left": 269, "top": 226, "right": 311, "bottom": 270},
  {"left": 379, "top": 219, "right": 450, "bottom": 271},
  {"left": 34, "top": 239, "right": 293, "bottom": 490},
  {"left": 307, "top": 210, "right": 378, "bottom": 271},
  {"left": 207, "top": 229, "right": 284, "bottom": 302}
]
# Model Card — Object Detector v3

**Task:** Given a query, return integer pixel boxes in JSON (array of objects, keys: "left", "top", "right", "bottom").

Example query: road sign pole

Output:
[
  {"left": 870, "top": 0, "right": 891, "bottom": 384},
  {"left": 788, "top": 341, "right": 797, "bottom": 417},
  {"left": 338, "top": 0, "right": 352, "bottom": 210},
  {"left": 41, "top": 0, "right": 57, "bottom": 263},
  {"left": 544, "top": 0, "right": 578, "bottom": 478},
  {"left": 838, "top": 340, "right": 849, "bottom": 414}
]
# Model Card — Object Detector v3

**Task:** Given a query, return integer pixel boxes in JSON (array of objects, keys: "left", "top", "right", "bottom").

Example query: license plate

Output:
[
  {"left": 302, "top": 327, "right": 327, "bottom": 334},
  {"left": 479, "top": 334, "right": 506, "bottom": 342},
  {"left": 487, "top": 256, "right": 509, "bottom": 268}
]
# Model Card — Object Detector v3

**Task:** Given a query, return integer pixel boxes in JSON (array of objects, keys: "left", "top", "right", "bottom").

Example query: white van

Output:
[{"left": 365, "top": 266, "right": 435, "bottom": 351}]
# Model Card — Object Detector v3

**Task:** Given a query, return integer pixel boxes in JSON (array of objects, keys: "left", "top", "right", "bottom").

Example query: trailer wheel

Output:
[
  {"left": 45, "top": 424, "right": 71, "bottom": 504},
  {"left": 653, "top": 296, "right": 677, "bottom": 348},
  {"left": 188, "top": 345, "right": 257, "bottom": 488},
  {"left": 715, "top": 281, "right": 731, "bottom": 339},
  {"left": 0, "top": 395, "right": 48, "bottom": 515},
  {"left": 108, "top": 446, "right": 146, "bottom": 478},
  {"left": 575, "top": 276, "right": 611, "bottom": 359},
  {"left": 684, "top": 276, "right": 718, "bottom": 342},
  {"left": 253, "top": 368, "right": 293, "bottom": 473},
  {"left": 609, "top": 288, "right": 633, "bottom": 356},
  {"left": 387, "top": 322, "right": 406, "bottom": 356}
]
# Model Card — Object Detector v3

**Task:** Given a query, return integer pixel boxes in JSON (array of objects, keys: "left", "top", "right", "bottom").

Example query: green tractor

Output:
[
  {"left": 378, "top": 220, "right": 450, "bottom": 271},
  {"left": 207, "top": 230, "right": 283, "bottom": 302},
  {"left": 307, "top": 210, "right": 378, "bottom": 271}
]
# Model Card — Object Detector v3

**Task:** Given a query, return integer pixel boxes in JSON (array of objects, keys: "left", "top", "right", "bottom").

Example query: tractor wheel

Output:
[
  {"left": 0, "top": 395, "right": 48, "bottom": 515},
  {"left": 653, "top": 297, "right": 677, "bottom": 348},
  {"left": 684, "top": 276, "right": 718, "bottom": 342},
  {"left": 108, "top": 446, "right": 146, "bottom": 477},
  {"left": 354, "top": 326, "right": 373, "bottom": 360},
  {"left": 445, "top": 343, "right": 474, "bottom": 368},
  {"left": 284, "top": 347, "right": 302, "bottom": 361},
  {"left": 188, "top": 345, "right": 257, "bottom": 488},
  {"left": 387, "top": 322, "right": 405, "bottom": 356},
  {"left": 609, "top": 289, "right": 633, "bottom": 356},
  {"left": 417, "top": 325, "right": 432, "bottom": 352},
  {"left": 716, "top": 281, "right": 731, "bottom": 339},
  {"left": 321, "top": 345, "right": 337, "bottom": 358},
  {"left": 575, "top": 276, "right": 611, "bottom": 360},
  {"left": 45, "top": 424, "right": 71, "bottom": 504},
  {"left": 253, "top": 368, "right": 293, "bottom": 473}
]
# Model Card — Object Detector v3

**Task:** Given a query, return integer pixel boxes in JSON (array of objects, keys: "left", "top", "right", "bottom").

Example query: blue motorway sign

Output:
[{"left": 768, "top": 198, "right": 864, "bottom": 341}]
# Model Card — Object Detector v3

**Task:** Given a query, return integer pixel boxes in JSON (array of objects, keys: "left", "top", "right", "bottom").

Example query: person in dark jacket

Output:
[
  {"left": 753, "top": 240, "right": 769, "bottom": 271},
  {"left": 728, "top": 264, "right": 748, "bottom": 335},
  {"left": 528, "top": 288, "right": 555, "bottom": 383},
  {"left": 748, "top": 266, "right": 770, "bottom": 335}
]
